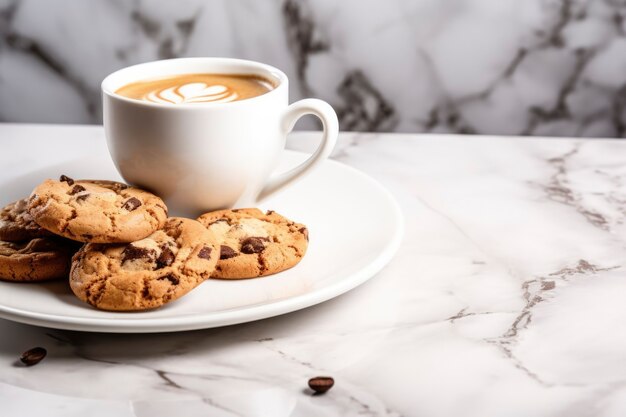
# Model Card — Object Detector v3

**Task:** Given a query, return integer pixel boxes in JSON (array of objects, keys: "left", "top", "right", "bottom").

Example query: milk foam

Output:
[{"left": 145, "top": 82, "right": 239, "bottom": 104}]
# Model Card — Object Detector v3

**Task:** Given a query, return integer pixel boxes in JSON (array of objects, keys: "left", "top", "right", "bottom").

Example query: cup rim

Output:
[{"left": 101, "top": 57, "right": 288, "bottom": 109}]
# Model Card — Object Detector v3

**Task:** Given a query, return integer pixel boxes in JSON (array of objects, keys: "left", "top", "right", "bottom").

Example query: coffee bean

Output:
[
  {"left": 59, "top": 175, "right": 74, "bottom": 186},
  {"left": 122, "top": 197, "right": 142, "bottom": 211},
  {"left": 240, "top": 237, "right": 268, "bottom": 254},
  {"left": 20, "top": 347, "right": 47, "bottom": 366},
  {"left": 122, "top": 245, "right": 155, "bottom": 263},
  {"left": 197, "top": 246, "right": 212, "bottom": 259},
  {"left": 308, "top": 376, "right": 334, "bottom": 395},
  {"left": 156, "top": 245, "right": 175, "bottom": 269},
  {"left": 69, "top": 184, "right": 86, "bottom": 195},
  {"left": 220, "top": 245, "right": 238, "bottom": 259},
  {"left": 158, "top": 274, "right": 179, "bottom": 285}
]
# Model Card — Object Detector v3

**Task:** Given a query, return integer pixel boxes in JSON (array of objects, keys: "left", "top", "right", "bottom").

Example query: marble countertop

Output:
[{"left": 1, "top": 124, "right": 625, "bottom": 417}]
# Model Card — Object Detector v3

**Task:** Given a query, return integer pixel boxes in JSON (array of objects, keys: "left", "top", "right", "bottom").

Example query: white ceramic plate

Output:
[{"left": 0, "top": 149, "right": 403, "bottom": 333}]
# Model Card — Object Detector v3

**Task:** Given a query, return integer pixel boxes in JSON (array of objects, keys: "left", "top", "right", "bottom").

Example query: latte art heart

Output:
[
  {"left": 115, "top": 73, "right": 274, "bottom": 105},
  {"left": 146, "top": 83, "right": 239, "bottom": 104}
]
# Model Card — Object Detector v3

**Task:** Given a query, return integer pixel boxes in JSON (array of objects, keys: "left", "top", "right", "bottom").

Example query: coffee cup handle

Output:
[{"left": 255, "top": 98, "right": 339, "bottom": 202}]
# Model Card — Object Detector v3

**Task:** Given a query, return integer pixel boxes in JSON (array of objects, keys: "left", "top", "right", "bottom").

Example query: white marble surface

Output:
[
  {"left": 2, "top": 123, "right": 626, "bottom": 416},
  {"left": 1, "top": 0, "right": 626, "bottom": 137}
]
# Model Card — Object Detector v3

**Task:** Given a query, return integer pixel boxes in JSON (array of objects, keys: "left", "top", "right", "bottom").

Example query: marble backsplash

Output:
[{"left": 1, "top": 0, "right": 626, "bottom": 137}]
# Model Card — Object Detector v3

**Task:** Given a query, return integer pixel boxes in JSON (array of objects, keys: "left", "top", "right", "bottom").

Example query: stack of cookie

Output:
[
  {"left": 0, "top": 175, "right": 308, "bottom": 311},
  {"left": 0, "top": 198, "right": 79, "bottom": 282}
]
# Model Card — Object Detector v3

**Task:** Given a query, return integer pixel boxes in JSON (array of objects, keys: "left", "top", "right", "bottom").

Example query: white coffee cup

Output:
[{"left": 101, "top": 57, "right": 338, "bottom": 217}]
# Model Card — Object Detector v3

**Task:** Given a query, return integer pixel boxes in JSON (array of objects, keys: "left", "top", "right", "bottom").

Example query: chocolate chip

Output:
[
  {"left": 299, "top": 227, "right": 309, "bottom": 241},
  {"left": 69, "top": 184, "right": 86, "bottom": 195},
  {"left": 122, "top": 245, "right": 155, "bottom": 263},
  {"left": 308, "top": 376, "right": 334, "bottom": 395},
  {"left": 267, "top": 210, "right": 275, "bottom": 214},
  {"left": 141, "top": 286, "right": 151, "bottom": 299},
  {"left": 158, "top": 274, "right": 179, "bottom": 285},
  {"left": 122, "top": 197, "right": 142, "bottom": 211},
  {"left": 112, "top": 183, "right": 128, "bottom": 192},
  {"left": 76, "top": 193, "right": 90, "bottom": 202},
  {"left": 220, "top": 245, "right": 238, "bottom": 259},
  {"left": 240, "top": 237, "right": 268, "bottom": 254},
  {"left": 59, "top": 175, "right": 74, "bottom": 186},
  {"left": 156, "top": 245, "right": 175, "bottom": 269},
  {"left": 20, "top": 347, "right": 47, "bottom": 366},
  {"left": 197, "top": 246, "right": 212, "bottom": 259}
]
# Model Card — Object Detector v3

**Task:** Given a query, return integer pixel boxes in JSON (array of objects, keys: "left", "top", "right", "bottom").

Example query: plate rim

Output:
[{"left": 0, "top": 153, "right": 404, "bottom": 333}]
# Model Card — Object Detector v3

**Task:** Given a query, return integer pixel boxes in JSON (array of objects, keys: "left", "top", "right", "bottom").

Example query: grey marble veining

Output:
[
  {"left": 1, "top": 124, "right": 626, "bottom": 416},
  {"left": 1, "top": 0, "right": 626, "bottom": 137}
]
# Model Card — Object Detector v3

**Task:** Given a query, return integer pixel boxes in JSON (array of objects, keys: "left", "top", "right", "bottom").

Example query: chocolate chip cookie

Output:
[
  {"left": 28, "top": 176, "right": 168, "bottom": 243},
  {"left": 0, "top": 198, "right": 53, "bottom": 242},
  {"left": 0, "top": 237, "right": 78, "bottom": 282},
  {"left": 197, "top": 208, "right": 308, "bottom": 279},
  {"left": 69, "top": 217, "right": 219, "bottom": 311}
]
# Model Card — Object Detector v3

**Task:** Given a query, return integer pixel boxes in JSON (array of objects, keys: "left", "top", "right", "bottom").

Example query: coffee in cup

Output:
[{"left": 115, "top": 73, "right": 275, "bottom": 104}]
